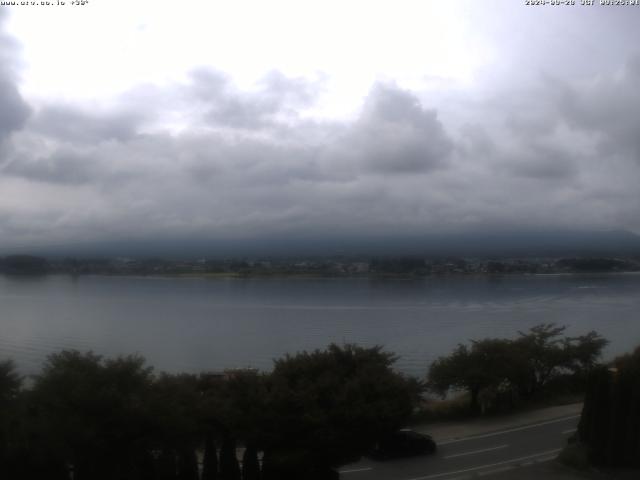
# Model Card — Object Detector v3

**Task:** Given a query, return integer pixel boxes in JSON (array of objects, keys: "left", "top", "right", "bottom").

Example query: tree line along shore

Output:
[
  {"left": 2, "top": 254, "right": 640, "bottom": 277},
  {"left": 0, "top": 323, "right": 637, "bottom": 479}
]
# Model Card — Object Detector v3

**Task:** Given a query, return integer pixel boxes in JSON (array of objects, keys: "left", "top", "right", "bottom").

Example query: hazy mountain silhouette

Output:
[{"left": 7, "top": 229, "right": 640, "bottom": 259}]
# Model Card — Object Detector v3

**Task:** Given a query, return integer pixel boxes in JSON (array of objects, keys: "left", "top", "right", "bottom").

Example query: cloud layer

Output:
[{"left": 1, "top": 5, "right": 640, "bottom": 251}]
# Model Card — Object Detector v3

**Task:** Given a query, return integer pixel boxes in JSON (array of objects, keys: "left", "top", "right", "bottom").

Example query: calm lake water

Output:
[{"left": 1, "top": 273, "right": 640, "bottom": 377}]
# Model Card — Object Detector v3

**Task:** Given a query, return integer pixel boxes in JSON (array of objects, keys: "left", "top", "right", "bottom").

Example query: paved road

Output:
[{"left": 339, "top": 414, "right": 580, "bottom": 480}]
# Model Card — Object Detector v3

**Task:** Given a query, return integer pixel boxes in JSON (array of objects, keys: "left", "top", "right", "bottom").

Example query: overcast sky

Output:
[{"left": 1, "top": 0, "right": 640, "bottom": 251}]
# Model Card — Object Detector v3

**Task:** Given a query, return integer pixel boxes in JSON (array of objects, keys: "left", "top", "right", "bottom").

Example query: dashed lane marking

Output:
[
  {"left": 444, "top": 444, "right": 508, "bottom": 459},
  {"left": 438, "top": 415, "right": 580, "bottom": 445},
  {"left": 403, "top": 448, "right": 562, "bottom": 480},
  {"left": 339, "top": 467, "right": 374, "bottom": 474},
  {"left": 477, "top": 465, "right": 514, "bottom": 476}
]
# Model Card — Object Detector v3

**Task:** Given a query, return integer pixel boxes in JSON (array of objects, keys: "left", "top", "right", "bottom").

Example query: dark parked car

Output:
[{"left": 370, "top": 429, "right": 437, "bottom": 460}]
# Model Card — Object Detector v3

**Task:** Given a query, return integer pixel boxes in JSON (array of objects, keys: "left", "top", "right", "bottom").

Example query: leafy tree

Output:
[
  {"left": 204, "top": 370, "right": 269, "bottom": 447},
  {"left": 201, "top": 433, "right": 218, "bottom": 480},
  {"left": 514, "top": 323, "right": 570, "bottom": 396},
  {"left": 428, "top": 339, "right": 523, "bottom": 412},
  {"left": 0, "top": 360, "right": 23, "bottom": 475},
  {"left": 515, "top": 324, "right": 607, "bottom": 396},
  {"left": 177, "top": 447, "right": 199, "bottom": 480},
  {"left": 157, "top": 449, "right": 178, "bottom": 480},
  {"left": 428, "top": 324, "right": 608, "bottom": 412},
  {"left": 241, "top": 444, "right": 260, "bottom": 480},
  {"left": 147, "top": 372, "right": 206, "bottom": 480},
  {"left": 149, "top": 373, "right": 202, "bottom": 448},
  {"left": 0, "top": 359, "right": 22, "bottom": 440},
  {"left": 219, "top": 435, "right": 241, "bottom": 480},
  {"left": 0, "top": 359, "right": 21, "bottom": 401},
  {"left": 1, "top": 343, "right": 423, "bottom": 479},
  {"left": 261, "top": 344, "right": 421, "bottom": 478},
  {"left": 579, "top": 346, "right": 640, "bottom": 467},
  {"left": 563, "top": 330, "right": 609, "bottom": 375},
  {"left": 199, "top": 371, "right": 266, "bottom": 480},
  {"left": 29, "top": 350, "right": 155, "bottom": 480}
]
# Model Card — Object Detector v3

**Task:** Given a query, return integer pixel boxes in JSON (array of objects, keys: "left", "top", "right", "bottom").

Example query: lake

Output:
[{"left": 1, "top": 273, "right": 639, "bottom": 377}]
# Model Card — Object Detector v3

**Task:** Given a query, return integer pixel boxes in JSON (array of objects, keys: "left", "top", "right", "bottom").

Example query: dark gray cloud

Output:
[
  {"left": 503, "top": 144, "right": 578, "bottom": 181},
  {"left": 551, "top": 55, "right": 640, "bottom": 159},
  {"left": 0, "top": 77, "right": 30, "bottom": 140},
  {"left": 344, "top": 83, "right": 453, "bottom": 174},
  {"left": 0, "top": 10, "right": 30, "bottom": 140},
  {"left": 188, "top": 68, "right": 322, "bottom": 130},
  {"left": 31, "top": 105, "right": 143, "bottom": 143},
  {"left": 2, "top": 69, "right": 639, "bottom": 245},
  {"left": 3, "top": 149, "right": 97, "bottom": 185},
  {"left": 458, "top": 124, "right": 495, "bottom": 157},
  {"left": 3, "top": 4, "right": 640, "bottom": 249}
]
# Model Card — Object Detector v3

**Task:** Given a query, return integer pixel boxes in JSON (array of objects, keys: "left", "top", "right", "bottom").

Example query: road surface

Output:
[{"left": 339, "top": 414, "right": 579, "bottom": 480}]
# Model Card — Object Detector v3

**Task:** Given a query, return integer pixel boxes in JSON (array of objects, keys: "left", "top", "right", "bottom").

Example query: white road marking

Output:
[
  {"left": 403, "top": 448, "right": 562, "bottom": 480},
  {"left": 444, "top": 444, "right": 508, "bottom": 459},
  {"left": 562, "top": 428, "right": 577, "bottom": 435},
  {"left": 339, "top": 467, "right": 373, "bottom": 474},
  {"left": 535, "top": 455, "right": 558, "bottom": 463},
  {"left": 438, "top": 415, "right": 580, "bottom": 445},
  {"left": 477, "top": 465, "right": 514, "bottom": 476}
]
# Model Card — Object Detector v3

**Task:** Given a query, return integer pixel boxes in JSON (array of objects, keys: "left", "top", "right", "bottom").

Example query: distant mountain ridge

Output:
[{"left": 4, "top": 229, "right": 640, "bottom": 260}]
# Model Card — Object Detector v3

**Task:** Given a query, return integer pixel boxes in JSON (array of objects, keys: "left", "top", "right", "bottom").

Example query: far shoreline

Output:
[{"left": 5, "top": 270, "right": 640, "bottom": 281}]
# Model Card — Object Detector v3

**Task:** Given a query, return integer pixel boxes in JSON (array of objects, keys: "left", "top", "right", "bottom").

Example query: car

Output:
[{"left": 369, "top": 429, "right": 437, "bottom": 460}]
